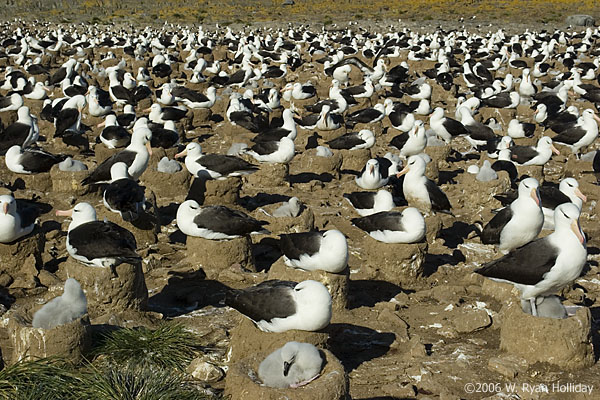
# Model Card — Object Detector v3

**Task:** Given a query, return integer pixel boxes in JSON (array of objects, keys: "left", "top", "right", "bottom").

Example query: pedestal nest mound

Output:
[
  {"left": 0, "top": 311, "right": 92, "bottom": 365},
  {"left": 228, "top": 317, "right": 329, "bottom": 364},
  {"left": 351, "top": 236, "right": 428, "bottom": 286},
  {"left": 257, "top": 204, "right": 315, "bottom": 233},
  {"left": 225, "top": 348, "right": 348, "bottom": 400},
  {"left": 267, "top": 258, "right": 349, "bottom": 312},
  {"left": 56, "top": 258, "right": 148, "bottom": 318},
  {"left": 338, "top": 148, "right": 372, "bottom": 172},
  {"left": 50, "top": 164, "right": 89, "bottom": 196},
  {"left": 0, "top": 232, "right": 44, "bottom": 289},
  {"left": 184, "top": 235, "right": 255, "bottom": 279},
  {"left": 499, "top": 301, "right": 594, "bottom": 370},
  {"left": 244, "top": 163, "right": 289, "bottom": 188},
  {"left": 295, "top": 149, "right": 343, "bottom": 180}
]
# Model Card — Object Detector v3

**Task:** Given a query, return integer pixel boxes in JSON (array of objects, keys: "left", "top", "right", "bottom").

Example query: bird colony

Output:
[{"left": 0, "top": 17, "right": 599, "bottom": 399}]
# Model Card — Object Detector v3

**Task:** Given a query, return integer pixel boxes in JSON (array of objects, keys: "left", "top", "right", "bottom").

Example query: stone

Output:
[
  {"left": 225, "top": 348, "right": 347, "bottom": 400},
  {"left": 56, "top": 257, "right": 148, "bottom": 318},
  {"left": 267, "top": 258, "right": 349, "bottom": 312},
  {"left": 450, "top": 308, "right": 492, "bottom": 333},
  {"left": 185, "top": 235, "right": 255, "bottom": 279},
  {"left": 565, "top": 15, "right": 596, "bottom": 27},
  {"left": 381, "top": 383, "right": 417, "bottom": 398},
  {"left": 282, "top": 0, "right": 295, "bottom": 5},
  {"left": 487, "top": 355, "right": 528, "bottom": 378},
  {"left": 376, "top": 308, "right": 410, "bottom": 342},
  {"left": 0, "top": 311, "right": 92, "bottom": 365},
  {"left": 499, "top": 301, "right": 594, "bottom": 370},
  {"left": 187, "top": 357, "right": 224, "bottom": 382},
  {"left": 424, "top": 214, "right": 442, "bottom": 242}
]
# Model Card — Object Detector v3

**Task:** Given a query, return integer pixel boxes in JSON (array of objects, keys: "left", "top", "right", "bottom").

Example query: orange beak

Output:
[
  {"left": 145, "top": 141, "right": 153, "bottom": 156},
  {"left": 144, "top": 107, "right": 152, "bottom": 113},
  {"left": 594, "top": 114, "right": 600, "bottom": 123},
  {"left": 97, "top": 120, "right": 106, "bottom": 128},
  {"left": 55, "top": 208, "right": 73, "bottom": 217},
  {"left": 369, "top": 164, "right": 375, "bottom": 174},
  {"left": 396, "top": 165, "right": 409, "bottom": 178},
  {"left": 572, "top": 219, "right": 585, "bottom": 245},
  {"left": 551, "top": 145, "right": 560, "bottom": 155},
  {"left": 3, "top": 203, "right": 8, "bottom": 214},
  {"left": 575, "top": 188, "right": 587, "bottom": 203},
  {"left": 174, "top": 149, "right": 187, "bottom": 159},
  {"left": 531, "top": 188, "right": 540, "bottom": 206}
]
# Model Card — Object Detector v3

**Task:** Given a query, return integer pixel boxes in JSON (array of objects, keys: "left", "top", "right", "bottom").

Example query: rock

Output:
[
  {"left": 267, "top": 258, "right": 349, "bottom": 312},
  {"left": 225, "top": 348, "right": 347, "bottom": 400},
  {"left": 450, "top": 308, "right": 492, "bottom": 333},
  {"left": 480, "top": 278, "right": 519, "bottom": 303},
  {"left": 228, "top": 317, "right": 329, "bottom": 364},
  {"left": 487, "top": 355, "right": 528, "bottom": 378},
  {"left": 381, "top": 382, "right": 417, "bottom": 398},
  {"left": 56, "top": 257, "right": 148, "bottom": 318},
  {"left": 565, "top": 14, "right": 596, "bottom": 26},
  {"left": 37, "top": 270, "right": 61, "bottom": 288},
  {"left": 282, "top": 0, "right": 295, "bottom": 5},
  {"left": 424, "top": 214, "right": 442, "bottom": 242},
  {"left": 0, "top": 311, "right": 92, "bottom": 365},
  {"left": 376, "top": 308, "right": 410, "bottom": 342},
  {"left": 185, "top": 235, "right": 255, "bottom": 279},
  {"left": 187, "top": 357, "right": 224, "bottom": 382},
  {"left": 499, "top": 301, "right": 594, "bottom": 369}
]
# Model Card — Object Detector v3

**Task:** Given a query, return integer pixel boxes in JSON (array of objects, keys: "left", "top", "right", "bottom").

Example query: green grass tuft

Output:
[
  {"left": 80, "top": 363, "right": 211, "bottom": 400},
  {"left": 0, "top": 358, "right": 82, "bottom": 400},
  {"left": 94, "top": 323, "right": 203, "bottom": 371}
]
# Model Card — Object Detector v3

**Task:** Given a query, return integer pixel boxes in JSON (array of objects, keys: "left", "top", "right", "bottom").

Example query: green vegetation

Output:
[
  {"left": 0, "top": 323, "right": 215, "bottom": 400},
  {"left": 94, "top": 323, "right": 203, "bottom": 371}
]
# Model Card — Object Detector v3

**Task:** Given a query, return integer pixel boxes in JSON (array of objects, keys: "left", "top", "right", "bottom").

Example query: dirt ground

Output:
[{"left": 0, "top": 6, "right": 599, "bottom": 400}]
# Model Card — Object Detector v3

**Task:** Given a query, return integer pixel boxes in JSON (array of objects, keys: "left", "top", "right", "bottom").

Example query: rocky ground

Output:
[{"left": 0, "top": 4, "right": 599, "bottom": 400}]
